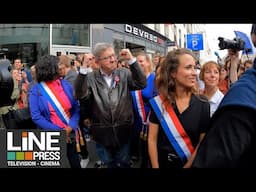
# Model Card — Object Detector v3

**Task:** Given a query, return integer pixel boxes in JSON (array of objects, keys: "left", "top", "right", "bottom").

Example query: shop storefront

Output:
[
  {"left": 0, "top": 24, "right": 91, "bottom": 67},
  {"left": 0, "top": 24, "right": 50, "bottom": 66},
  {"left": 91, "top": 24, "right": 169, "bottom": 58},
  {"left": 0, "top": 24, "right": 169, "bottom": 67}
]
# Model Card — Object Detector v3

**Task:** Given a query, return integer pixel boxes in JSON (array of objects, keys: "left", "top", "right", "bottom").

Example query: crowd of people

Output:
[{"left": 1, "top": 24, "right": 256, "bottom": 168}]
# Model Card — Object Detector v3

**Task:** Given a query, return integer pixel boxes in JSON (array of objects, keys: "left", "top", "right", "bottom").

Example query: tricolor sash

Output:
[
  {"left": 38, "top": 82, "right": 84, "bottom": 150},
  {"left": 149, "top": 95, "right": 195, "bottom": 162},
  {"left": 38, "top": 82, "right": 70, "bottom": 124},
  {"left": 131, "top": 90, "right": 148, "bottom": 140}
]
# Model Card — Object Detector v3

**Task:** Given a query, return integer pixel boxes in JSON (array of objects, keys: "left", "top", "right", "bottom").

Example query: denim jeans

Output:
[{"left": 95, "top": 142, "right": 131, "bottom": 168}]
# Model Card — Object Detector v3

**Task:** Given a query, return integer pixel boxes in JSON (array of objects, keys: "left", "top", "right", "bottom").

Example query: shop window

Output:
[{"left": 52, "top": 24, "right": 90, "bottom": 47}]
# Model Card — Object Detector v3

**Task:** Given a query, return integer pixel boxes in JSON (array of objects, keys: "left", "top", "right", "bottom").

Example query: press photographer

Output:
[
  {"left": 0, "top": 59, "right": 13, "bottom": 108},
  {"left": 0, "top": 59, "right": 35, "bottom": 129},
  {"left": 218, "top": 37, "right": 245, "bottom": 51},
  {"left": 0, "top": 59, "right": 16, "bottom": 128},
  {"left": 218, "top": 37, "right": 244, "bottom": 87}
]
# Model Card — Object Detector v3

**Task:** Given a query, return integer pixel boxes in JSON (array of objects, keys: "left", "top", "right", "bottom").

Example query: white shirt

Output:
[
  {"left": 208, "top": 89, "right": 224, "bottom": 117},
  {"left": 100, "top": 70, "right": 113, "bottom": 88},
  {"left": 79, "top": 57, "right": 136, "bottom": 88}
]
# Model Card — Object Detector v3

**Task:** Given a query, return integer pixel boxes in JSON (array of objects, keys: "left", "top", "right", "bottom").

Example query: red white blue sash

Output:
[
  {"left": 131, "top": 90, "right": 147, "bottom": 123},
  {"left": 38, "top": 82, "right": 84, "bottom": 148},
  {"left": 131, "top": 90, "right": 148, "bottom": 140},
  {"left": 149, "top": 95, "right": 195, "bottom": 162},
  {"left": 38, "top": 82, "right": 70, "bottom": 124}
]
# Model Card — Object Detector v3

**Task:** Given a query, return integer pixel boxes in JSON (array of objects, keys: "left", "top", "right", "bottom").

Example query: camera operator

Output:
[
  {"left": 223, "top": 48, "right": 241, "bottom": 87},
  {"left": 218, "top": 37, "right": 245, "bottom": 87},
  {"left": 0, "top": 59, "right": 14, "bottom": 128},
  {"left": 0, "top": 62, "right": 20, "bottom": 129}
]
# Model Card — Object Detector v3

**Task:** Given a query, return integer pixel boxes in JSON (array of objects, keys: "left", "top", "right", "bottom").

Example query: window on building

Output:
[
  {"left": 113, "top": 39, "right": 125, "bottom": 55},
  {"left": 52, "top": 24, "right": 90, "bottom": 46},
  {"left": 155, "top": 24, "right": 160, "bottom": 33},
  {"left": 179, "top": 29, "right": 182, "bottom": 48},
  {"left": 0, "top": 24, "right": 49, "bottom": 66},
  {"left": 165, "top": 25, "right": 169, "bottom": 37},
  {"left": 173, "top": 25, "right": 177, "bottom": 46},
  {"left": 184, "top": 34, "right": 186, "bottom": 48}
]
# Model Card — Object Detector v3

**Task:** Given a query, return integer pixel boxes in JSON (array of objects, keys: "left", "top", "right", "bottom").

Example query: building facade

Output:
[
  {"left": 92, "top": 24, "right": 169, "bottom": 58},
  {"left": 0, "top": 24, "right": 170, "bottom": 67}
]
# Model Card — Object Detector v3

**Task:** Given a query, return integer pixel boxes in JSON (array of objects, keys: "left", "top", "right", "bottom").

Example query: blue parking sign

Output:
[{"left": 186, "top": 34, "right": 204, "bottom": 51}]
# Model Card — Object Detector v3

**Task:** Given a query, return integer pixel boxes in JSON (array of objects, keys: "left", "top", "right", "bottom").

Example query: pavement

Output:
[
  {"left": 83, "top": 136, "right": 141, "bottom": 168},
  {"left": 85, "top": 137, "right": 100, "bottom": 168}
]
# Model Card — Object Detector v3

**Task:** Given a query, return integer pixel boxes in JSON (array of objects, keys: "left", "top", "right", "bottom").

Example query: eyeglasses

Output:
[{"left": 99, "top": 54, "right": 116, "bottom": 61}]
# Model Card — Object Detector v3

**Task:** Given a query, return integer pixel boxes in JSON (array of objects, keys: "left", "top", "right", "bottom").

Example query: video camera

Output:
[
  {"left": 0, "top": 59, "right": 14, "bottom": 107},
  {"left": 218, "top": 37, "right": 245, "bottom": 51}
]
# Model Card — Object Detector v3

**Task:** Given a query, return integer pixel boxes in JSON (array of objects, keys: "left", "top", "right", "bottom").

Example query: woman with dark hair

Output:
[
  {"left": 29, "top": 55, "right": 81, "bottom": 168},
  {"left": 148, "top": 48, "right": 210, "bottom": 168}
]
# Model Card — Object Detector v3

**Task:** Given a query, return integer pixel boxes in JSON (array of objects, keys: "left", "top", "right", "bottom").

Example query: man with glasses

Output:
[{"left": 74, "top": 42, "right": 147, "bottom": 168}]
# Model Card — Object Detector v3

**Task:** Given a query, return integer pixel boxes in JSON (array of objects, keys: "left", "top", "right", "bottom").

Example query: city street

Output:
[{"left": 85, "top": 138, "right": 100, "bottom": 168}]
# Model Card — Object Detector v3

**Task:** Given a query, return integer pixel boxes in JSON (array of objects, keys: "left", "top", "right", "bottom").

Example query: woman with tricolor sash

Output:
[
  {"left": 130, "top": 52, "right": 158, "bottom": 168},
  {"left": 29, "top": 55, "right": 81, "bottom": 168},
  {"left": 148, "top": 48, "right": 210, "bottom": 168}
]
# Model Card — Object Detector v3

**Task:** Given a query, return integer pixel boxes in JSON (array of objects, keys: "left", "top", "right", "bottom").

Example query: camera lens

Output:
[{"left": 218, "top": 37, "right": 245, "bottom": 51}]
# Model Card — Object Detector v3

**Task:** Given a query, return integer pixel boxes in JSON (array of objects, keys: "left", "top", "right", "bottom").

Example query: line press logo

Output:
[{"left": 0, "top": 129, "right": 69, "bottom": 168}]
